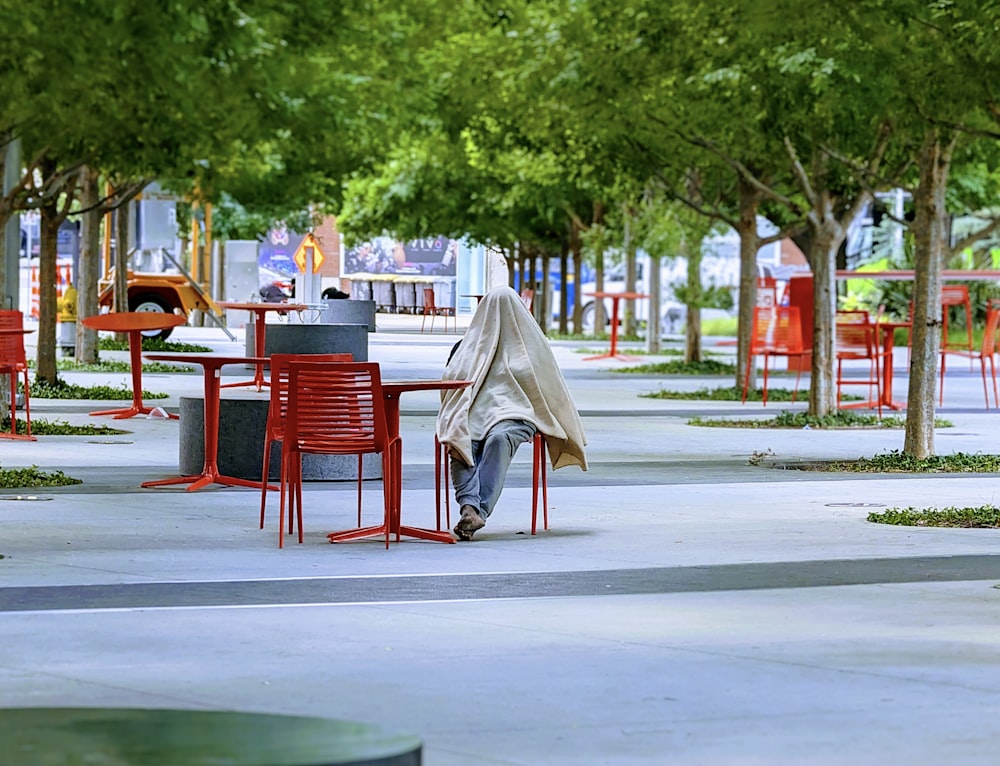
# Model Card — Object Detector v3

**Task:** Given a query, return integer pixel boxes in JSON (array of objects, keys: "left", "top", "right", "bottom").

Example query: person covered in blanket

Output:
[{"left": 436, "top": 286, "right": 587, "bottom": 541}]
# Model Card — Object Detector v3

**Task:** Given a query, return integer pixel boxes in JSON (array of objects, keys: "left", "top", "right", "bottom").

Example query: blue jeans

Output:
[{"left": 451, "top": 419, "right": 537, "bottom": 519}]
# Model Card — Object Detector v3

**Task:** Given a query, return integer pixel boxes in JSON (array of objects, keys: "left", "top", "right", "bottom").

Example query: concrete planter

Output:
[
  {"left": 245, "top": 322, "right": 369, "bottom": 364},
  {"left": 178, "top": 396, "right": 382, "bottom": 481},
  {"left": 321, "top": 299, "right": 376, "bottom": 332}
]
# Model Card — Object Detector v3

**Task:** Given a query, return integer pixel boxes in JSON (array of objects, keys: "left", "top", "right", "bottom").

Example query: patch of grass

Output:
[
  {"left": 0, "top": 466, "right": 82, "bottom": 488},
  {"left": 98, "top": 337, "right": 212, "bottom": 353},
  {"left": 688, "top": 411, "right": 953, "bottom": 429},
  {"left": 30, "top": 378, "right": 168, "bottom": 401},
  {"left": 55, "top": 359, "right": 195, "bottom": 374},
  {"left": 577, "top": 347, "right": 684, "bottom": 357},
  {"left": 643, "top": 386, "right": 861, "bottom": 402},
  {"left": 868, "top": 505, "right": 1000, "bottom": 528},
  {"left": 702, "top": 317, "right": 738, "bottom": 336},
  {"left": 828, "top": 450, "right": 1000, "bottom": 473},
  {"left": 1, "top": 417, "right": 129, "bottom": 436},
  {"left": 644, "top": 385, "right": 798, "bottom": 402},
  {"left": 615, "top": 359, "right": 738, "bottom": 375}
]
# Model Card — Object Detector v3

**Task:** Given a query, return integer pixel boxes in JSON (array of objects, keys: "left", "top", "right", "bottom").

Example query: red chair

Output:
[
  {"left": 278, "top": 361, "right": 400, "bottom": 549},
  {"left": 519, "top": 288, "right": 535, "bottom": 312},
  {"left": 906, "top": 286, "right": 974, "bottom": 366},
  {"left": 434, "top": 431, "right": 548, "bottom": 534},
  {"left": 259, "top": 353, "right": 353, "bottom": 539},
  {"left": 939, "top": 307, "right": 1000, "bottom": 408},
  {"left": 741, "top": 306, "right": 807, "bottom": 406},
  {"left": 420, "top": 287, "right": 454, "bottom": 333},
  {"left": 0, "top": 310, "right": 34, "bottom": 440},
  {"left": 835, "top": 311, "right": 888, "bottom": 417},
  {"left": 941, "top": 285, "right": 975, "bottom": 359}
]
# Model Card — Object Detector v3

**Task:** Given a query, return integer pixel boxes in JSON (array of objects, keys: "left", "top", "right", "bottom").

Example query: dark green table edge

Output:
[{"left": 0, "top": 707, "right": 422, "bottom": 766}]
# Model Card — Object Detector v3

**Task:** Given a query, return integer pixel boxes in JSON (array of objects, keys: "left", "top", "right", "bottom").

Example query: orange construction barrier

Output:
[{"left": 29, "top": 261, "right": 73, "bottom": 319}]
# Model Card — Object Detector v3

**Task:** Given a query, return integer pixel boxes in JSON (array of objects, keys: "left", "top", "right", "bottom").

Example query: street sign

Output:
[{"left": 292, "top": 233, "right": 325, "bottom": 274}]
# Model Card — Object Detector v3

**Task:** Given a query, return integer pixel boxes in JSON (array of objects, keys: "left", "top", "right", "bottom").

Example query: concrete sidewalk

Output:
[{"left": 2, "top": 317, "right": 1000, "bottom": 765}]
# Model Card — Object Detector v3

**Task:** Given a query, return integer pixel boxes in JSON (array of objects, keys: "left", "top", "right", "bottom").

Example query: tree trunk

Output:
[
  {"left": 558, "top": 244, "right": 569, "bottom": 335},
  {"left": 76, "top": 168, "right": 101, "bottom": 363},
  {"left": 808, "top": 222, "right": 843, "bottom": 417},
  {"left": 114, "top": 203, "right": 131, "bottom": 343},
  {"left": 646, "top": 253, "right": 662, "bottom": 354},
  {"left": 623, "top": 211, "right": 637, "bottom": 337},
  {"left": 735, "top": 178, "right": 763, "bottom": 394},
  {"left": 572, "top": 237, "right": 583, "bottom": 334},
  {"left": 904, "top": 130, "right": 954, "bottom": 458},
  {"left": 37, "top": 200, "right": 61, "bottom": 386},
  {"left": 684, "top": 239, "right": 702, "bottom": 363}
]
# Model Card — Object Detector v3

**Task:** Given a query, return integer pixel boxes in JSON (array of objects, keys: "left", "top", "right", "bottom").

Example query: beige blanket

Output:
[{"left": 436, "top": 286, "right": 587, "bottom": 471}]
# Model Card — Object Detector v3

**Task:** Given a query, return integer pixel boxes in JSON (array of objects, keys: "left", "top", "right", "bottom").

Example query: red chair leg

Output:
[
  {"left": 357, "top": 454, "right": 363, "bottom": 526},
  {"left": 531, "top": 433, "right": 548, "bottom": 535},
  {"left": 7, "top": 370, "right": 16, "bottom": 436},
  {"left": 761, "top": 355, "right": 771, "bottom": 406},
  {"left": 434, "top": 436, "right": 443, "bottom": 530},
  {"left": 278, "top": 452, "right": 289, "bottom": 548},
  {"left": 259, "top": 439, "right": 273, "bottom": 530},
  {"left": 434, "top": 436, "right": 452, "bottom": 531},
  {"left": 991, "top": 356, "right": 999, "bottom": 409},
  {"left": 539, "top": 434, "right": 548, "bottom": 531},
  {"left": 20, "top": 372, "right": 30, "bottom": 437},
  {"left": 939, "top": 354, "right": 947, "bottom": 406}
]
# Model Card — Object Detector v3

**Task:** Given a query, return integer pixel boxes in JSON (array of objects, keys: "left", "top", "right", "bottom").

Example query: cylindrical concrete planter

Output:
[
  {"left": 321, "top": 299, "right": 376, "bottom": 332},
  {"left": 244, "top": 322, "right": 369, "bottom": 364},
  {"left": 178, "top": 396, "right": 382, "bottom": 481}
]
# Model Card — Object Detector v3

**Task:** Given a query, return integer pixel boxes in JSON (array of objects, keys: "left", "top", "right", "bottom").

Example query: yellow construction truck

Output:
[{"left": 97, "top": 270, "right": 227, "bottom": 341}]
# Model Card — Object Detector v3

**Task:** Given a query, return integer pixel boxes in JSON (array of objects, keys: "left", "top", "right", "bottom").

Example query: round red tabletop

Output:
[{"left": 82, "top": 312, "right": 186, "bottom": 333}]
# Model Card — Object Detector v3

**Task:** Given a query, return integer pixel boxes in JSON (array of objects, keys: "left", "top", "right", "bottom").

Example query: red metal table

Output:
[
  {"left": 327, "top": 378, "right": 472, "bottom": 545},
  {"left": 583, "top": 292, "right": 648, "bottom": 361},
  {"left": 216, "top": 301, "right": 308, "bottom": 391},
  {"left": 879, "top": 321, "right": 910, "bottom": 410},
  {"left": 141, "top": 353, "right": 271, "bottom": 492},
  {"left": 81, "top": 312, "right": 187, "bottom": 419},
  {"left": 836, "top": 321, "right": 910, "bottom": 412}
]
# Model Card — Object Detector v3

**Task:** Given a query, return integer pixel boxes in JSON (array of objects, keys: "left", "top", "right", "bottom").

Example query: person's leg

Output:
[
  {"left": 451, "top": 438, "right": 490, "bottom": 541},
  {"left": 450, "top": 439, "right": 483, "bottom": 512},
  {"left": 474, "top": 419, "right": 536, "bottom": 519}
]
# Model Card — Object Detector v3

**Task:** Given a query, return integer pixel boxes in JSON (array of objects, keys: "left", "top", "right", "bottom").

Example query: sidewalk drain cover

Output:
[
  {"left": 0, "top": 495, "right": 53, "bottom": 502},
  {"left": 825, "top": 502, "right": 886, "bottom": 507},
  {"left": 86, "top": 440, "right": 134, "bottom": 444}
]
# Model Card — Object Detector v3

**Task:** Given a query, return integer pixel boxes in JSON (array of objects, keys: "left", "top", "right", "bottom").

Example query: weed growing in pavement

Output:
[{"left": 747, "top": 448, "right": 776, "bottom": 466}]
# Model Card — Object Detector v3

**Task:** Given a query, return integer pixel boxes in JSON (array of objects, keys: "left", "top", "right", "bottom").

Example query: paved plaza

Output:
[{"left": 2, "top": 313, "right": 1000, "bottom": 765}]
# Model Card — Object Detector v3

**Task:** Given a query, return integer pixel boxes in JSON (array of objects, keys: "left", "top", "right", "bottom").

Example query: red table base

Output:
[
  {"left": 140, "top": 353, "right": 276, "bottom": 492},
  {"left": 583, "top": 292, "right": 647, "bottom": 362},
  {"left": 325, "top": 381, "right": 470, "bottom": 545},
  {"left": 142, "top": 469, "right": 268, "bottom": 493}
]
